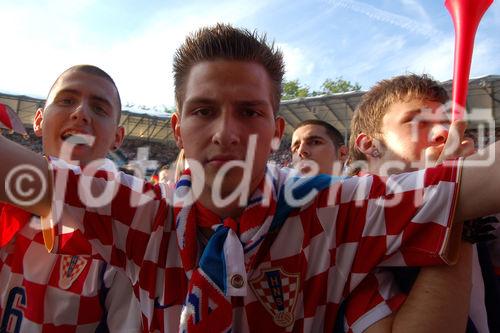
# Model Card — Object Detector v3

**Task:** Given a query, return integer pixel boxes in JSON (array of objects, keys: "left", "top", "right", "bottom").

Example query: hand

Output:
[{"left": 429, "top": 120, "right": 475, "bottom": 165}]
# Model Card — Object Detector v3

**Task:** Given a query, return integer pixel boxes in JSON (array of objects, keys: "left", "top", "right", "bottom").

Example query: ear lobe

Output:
[
  {"left": 33, "top": 108, "right": 44, "bottom": 137},
  {"left": 171, "top": 113, "right": 183, "bottom": 149}
]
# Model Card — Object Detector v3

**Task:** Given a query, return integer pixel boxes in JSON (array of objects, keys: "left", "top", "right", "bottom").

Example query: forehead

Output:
[
  {"left": 182, "top": 60, "right": 274, "bottom": 108},
  {"left": 384, "top": 98, "right": 448, "bottom": 121},
  {"left": 48, "top": 70, "right": 120, "bottom": 108},
  {"left": 292, "top": 124, "right": 329, "bottom": 142}
]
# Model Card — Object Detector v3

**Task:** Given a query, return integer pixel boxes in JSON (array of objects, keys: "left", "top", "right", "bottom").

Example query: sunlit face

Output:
[
  {"left": 34, "top": 70, "right": 123, "bottom": 166},
  {"left": 172, "top": 60, "right": 283, "bottom": 199},
  {"left": 380, "top": 98, "right": 450, "bottom": 170},
  {"left": 291, "top": 124, "right": 339, "bottom": 175}
]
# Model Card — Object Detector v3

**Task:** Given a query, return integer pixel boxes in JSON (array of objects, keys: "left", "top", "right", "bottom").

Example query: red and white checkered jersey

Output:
[
  {"left": 344, "top": 213, "right": 500, "bottom": 333},
  {"left": 341, "top": 269, "right": 405, "bottom": 333},
  {"left": 0, "top": 216, "right": 142, "bottom": 333},
  {"left": 44, "top": 159, "right": 461, "bottom": 332}
]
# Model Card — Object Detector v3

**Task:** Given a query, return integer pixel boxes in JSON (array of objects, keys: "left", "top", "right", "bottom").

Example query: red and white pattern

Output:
[
  {"left": 0, "top": 215, "right": 142, "bottom": 333},
  {"left": 344, "top": 212, "right": 500, "bottom": 333},
  {"left": 45, "top": 158, "right": 461, "bottom": 332},
  {"left": 343, "top": 269, "right": 406, "bottom": 333}
]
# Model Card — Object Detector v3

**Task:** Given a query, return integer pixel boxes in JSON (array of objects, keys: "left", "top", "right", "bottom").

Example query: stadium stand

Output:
[{"left": 1, "top": 75, "right": 499, "bottom": 167}]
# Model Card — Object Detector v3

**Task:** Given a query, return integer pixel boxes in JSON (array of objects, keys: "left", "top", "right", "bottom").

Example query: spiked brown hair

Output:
[{"left": 173, "top": 23, "right": 285, "bottom": 113}]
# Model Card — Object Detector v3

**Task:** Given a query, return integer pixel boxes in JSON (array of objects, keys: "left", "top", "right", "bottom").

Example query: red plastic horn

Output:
[{"left": 445, "top": 0, "right": 493, "bottom": 121}]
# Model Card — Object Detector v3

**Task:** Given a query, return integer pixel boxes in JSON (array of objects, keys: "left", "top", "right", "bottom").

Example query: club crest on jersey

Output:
[
  {"left": 59, "top": 255, "right": 87, "bottom": 289},
  {"left": 249, "top": 267, "right": 300, "bottom": 328}
]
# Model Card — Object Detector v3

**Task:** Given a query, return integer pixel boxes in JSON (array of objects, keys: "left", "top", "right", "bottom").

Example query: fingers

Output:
[{"left": 436, "top": 120, "right": 475, "bottom": 164}]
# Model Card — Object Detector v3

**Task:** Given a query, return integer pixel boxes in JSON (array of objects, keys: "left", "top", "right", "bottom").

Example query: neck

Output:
[
  {"left": 367, "top": 158, "right": 414, "bottom": 177},
  {"left": 196, "top": 175, "right": 265, "bottom": 219},
  {"left": 198, "top": 190, "right": 246, "bottom": 219}
]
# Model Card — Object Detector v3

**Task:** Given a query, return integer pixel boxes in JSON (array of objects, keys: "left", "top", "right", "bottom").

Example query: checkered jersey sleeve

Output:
[
  {"left": 342, "top": 269, "right": 406, "bottom": 333},
  {"left": 331, "top": 162, "right": 461, "bottom": 272},
  {"left": 43, "top": 158, "right": 168, "bottom": 278}
]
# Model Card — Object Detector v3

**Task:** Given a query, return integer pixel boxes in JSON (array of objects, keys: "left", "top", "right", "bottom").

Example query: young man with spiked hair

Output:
[{"left": 1, "top": 26, "right": 500, "bottom": 332}]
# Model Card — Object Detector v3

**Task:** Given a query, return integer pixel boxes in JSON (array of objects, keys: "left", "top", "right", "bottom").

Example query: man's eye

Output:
[
  {"left": 59, "top": 98, "right": 73, "bottom": 106},
  {"left": 93, "top": 105, "right": 107, "bottom": 115},
  {"left": 193, "top": 108, "right": 212, "bottom": 116},
  {"left": 242, "top": 109, "right": 258, "bottom": 117}
]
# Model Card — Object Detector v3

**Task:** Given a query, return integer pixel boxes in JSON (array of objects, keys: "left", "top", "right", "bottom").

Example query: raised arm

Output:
[
  {"left": 458, "top": 141, "right": 500, "bottom": 220},
  {"left": 0, "top": 135, "right": 52, "bottom": 217}
]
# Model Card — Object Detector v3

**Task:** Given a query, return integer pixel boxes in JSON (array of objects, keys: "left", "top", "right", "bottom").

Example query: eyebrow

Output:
[
  {"left": 402, "top": 109, "right": 422, "bottom": 116},
  {"left": 235, "top": 100, "right": 269, "bottom": 108},
  {"left": 305, "top": 135, "right": 326, "bottom": 141},
  {"left": 291, "top": 135, "right": 325, "bottom": 146},
  {"left": 183, "top": 97, "right": 270, "bottom": 107},
  {"left": 399, "top": 108, "right": 422, "bottom": 121},
  {"left": 55, "top": 89, "right": 113, "bottom": 108}
]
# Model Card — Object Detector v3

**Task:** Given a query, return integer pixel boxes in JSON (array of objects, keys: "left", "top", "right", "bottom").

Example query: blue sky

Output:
[{"left": 1, "top": 0, "right": 499, "bottom": 112}]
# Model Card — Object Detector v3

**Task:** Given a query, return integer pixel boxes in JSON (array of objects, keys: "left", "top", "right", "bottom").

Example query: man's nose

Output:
[
  {"left": 430, "top": 124, "right": 449, "bottom": 145},
  {"left": 211, "top": 109, "right": 240, "bottom": 146},
  {"left": 297, "top": 143, "right": 310, "bottom": 158},
  {"left": 70, "top": 102, "right": 91, "bottom": 124}
]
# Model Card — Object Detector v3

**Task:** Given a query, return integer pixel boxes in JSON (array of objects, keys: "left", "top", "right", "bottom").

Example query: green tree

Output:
[
  {"left": 282, "top": 79, "right": 311, "bottom": 100},
  {"left": 319, "top": 77, "right": 361, "bottom": 94},
  {"left": 282, "top": 77, "right": 361, "bottom": 100}
]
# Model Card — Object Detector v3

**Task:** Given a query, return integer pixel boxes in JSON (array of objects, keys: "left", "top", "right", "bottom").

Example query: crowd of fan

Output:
[
  {"left": 3, "top": 129, "right": 43, "bottom": 154},
  {"left": 3, "top": 127, "right": 495, "bottom": 168}
]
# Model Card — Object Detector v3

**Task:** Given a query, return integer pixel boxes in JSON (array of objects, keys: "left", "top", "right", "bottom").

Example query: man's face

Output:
[
  {"left": 291, "top": 124, "right": 339, "bottom": 174},
  {"left": 34, "top": 70, "right": 123, "bottom": 165},
  {"left": 172, "top": 60, "right": 283, "bottom": 198},
  {"left": 379, "top": 98, "right": 449, "bottom": 170}
]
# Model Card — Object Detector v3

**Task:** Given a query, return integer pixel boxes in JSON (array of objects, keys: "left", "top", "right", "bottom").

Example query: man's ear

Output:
[
  {"left": 33, "top": 108, "right": 44, "bottom": 137},
  {"left": 337, "top": 145, "right": 349, "bottom": 163},
  {"left": 274, "top": 116, "right": 285, "bottom": 140},
  {"left": 112, "top": 126, "right": 125, "bottom": 151},
  {"left": 270, "top": 117, "right": 285, "bottom": 151},
  {"left": 354, "top": 133, "right": 379, "bottom": 158},
  {"left": 171, "top": 112, "right": 183, "bottom": 149}
]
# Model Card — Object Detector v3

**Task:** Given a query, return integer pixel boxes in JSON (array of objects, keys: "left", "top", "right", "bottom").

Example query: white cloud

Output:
[
  {"left": 0, "top": 0, "right": 274, "bottom": 108},
  {"left": 279, "top": 43, "right": 315, "bottom": 81},
  {"left": 400, "top": 0, "right": 432, "bottom": 24},
  {"left": 403, "top": 38, "right": 454, "bottom": 80},
  {"left": 324, "top": 0, "right": 444, "bottom": 41}
]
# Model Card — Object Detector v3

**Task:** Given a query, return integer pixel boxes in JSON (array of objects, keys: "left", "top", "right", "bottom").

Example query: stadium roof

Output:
[{"left": 1, "top": 75, "right": 499, "bottom": 143}]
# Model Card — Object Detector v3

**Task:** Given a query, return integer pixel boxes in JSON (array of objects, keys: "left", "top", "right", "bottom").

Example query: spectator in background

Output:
[
  {"left": 290, "top": 119, "right": 347, "bottom": 175},
  {"left": 158, "top": 164, "right": 170, "bottom": 184}
]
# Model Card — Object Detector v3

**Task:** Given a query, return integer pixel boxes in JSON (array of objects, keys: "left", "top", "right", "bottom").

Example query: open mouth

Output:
[{"left": 61, "top": 131, "right": 91, "bottom": 145}]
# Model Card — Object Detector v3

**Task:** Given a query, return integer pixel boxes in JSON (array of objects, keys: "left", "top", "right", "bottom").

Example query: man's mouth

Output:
[
  {"left": 206, "top": 155, "right": 240, "bottom": 166},
  {"left": 60, "top": 130, "right": 91, "bottom": 145}
]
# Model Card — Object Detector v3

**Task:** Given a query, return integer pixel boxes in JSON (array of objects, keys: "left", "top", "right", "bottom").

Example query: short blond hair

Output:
[{"left": 348, "top": 74, "right": 449, "bottom": 163}]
